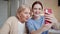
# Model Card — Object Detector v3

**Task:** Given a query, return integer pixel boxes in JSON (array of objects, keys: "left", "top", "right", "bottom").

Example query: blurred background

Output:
[{"left": 0, "top": 0, "right": 60, "bottom": 34}]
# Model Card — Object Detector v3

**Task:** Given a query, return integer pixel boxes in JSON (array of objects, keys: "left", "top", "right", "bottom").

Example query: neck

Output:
[
  {"left": 19, "top": 19, "right": 25, "bottom": 23},
  {"left": 16, "top": 16, "right": 25, "bottom": 23},
  {"left": 33, "top": 16, "right": 41, "bottom": 20},
  {"left": 18, "top": 17, "right": 25, "bottom": 23}
]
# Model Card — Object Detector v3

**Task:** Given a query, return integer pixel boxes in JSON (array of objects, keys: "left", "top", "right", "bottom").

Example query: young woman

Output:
[
  {"left": 0, "top": 5, "right": 30, "bottom": 34},
  {"left": 26, "top": 1, "right": 59, "bottom": 34}
]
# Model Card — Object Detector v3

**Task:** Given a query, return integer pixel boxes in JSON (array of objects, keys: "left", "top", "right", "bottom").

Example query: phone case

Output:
[{"left": 44, "top": 8, "right": 52, "bottom": 24}]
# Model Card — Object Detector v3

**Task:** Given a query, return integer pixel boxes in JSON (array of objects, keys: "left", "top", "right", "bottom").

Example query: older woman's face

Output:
[
  {"left": 19, "top": 8, "right": 30, "bottom": 22},
  {"left": 33, "top": 4, "right": 42, "bottom": 17}
]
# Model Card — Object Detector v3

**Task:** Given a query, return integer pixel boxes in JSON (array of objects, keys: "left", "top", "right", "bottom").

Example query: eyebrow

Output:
[{"left": 33, "top": 7, "right": 42, "bottom": 9}]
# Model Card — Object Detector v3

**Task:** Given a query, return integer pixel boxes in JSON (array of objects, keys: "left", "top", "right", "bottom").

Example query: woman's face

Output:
[
  {"left": 33, "top": 4, "right": 42, "bottom": 17},
  {"left": 19, "top": 8, "right": 30, "bottom": 22}
]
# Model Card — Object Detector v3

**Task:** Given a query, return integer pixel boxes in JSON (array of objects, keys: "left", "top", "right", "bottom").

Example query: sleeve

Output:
[
  {"left": 52, "top": 22, "right": 60, "bottom": 30},
  {"left": 0, "top": 22, "right": 10, "bottom": 34},
  {"left": 26, "top": 21, "right": 36, "bottom": 33},
  {"left": 52, "top": 17, "right": 60, "bottom": 30},
  {"left": 0, "top": 17, "right": 12, "bottom": 34}
]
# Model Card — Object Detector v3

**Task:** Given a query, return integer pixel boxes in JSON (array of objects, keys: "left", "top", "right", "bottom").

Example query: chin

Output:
[
  {"left": 35, "top": 15, "right": 40, "bottom": 17},
  {"left": 25, "top": 20, "right": 28, "bottom": 22},
  {"left": 34, "top": 14, "right": 40, "bottom": 16}
]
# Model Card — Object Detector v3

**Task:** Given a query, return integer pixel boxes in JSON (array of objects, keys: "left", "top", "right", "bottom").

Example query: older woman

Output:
[{"left": 0, "top": 5, "right": 30, "bottom": 34}]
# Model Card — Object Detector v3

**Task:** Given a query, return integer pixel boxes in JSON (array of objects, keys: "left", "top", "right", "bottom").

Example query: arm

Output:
[
  {"left": 30, "top": 27, "right": 43, "bottom": 34},
  {"left": 52, "top": 17, "right": 60, "bottom": 30},
  {"left": 30, "top": 24, "right": 53, "bottom": 34},
  {"left": 45, "top": 13, "right": 60, "bottom": 30},
  {"left": 26, "top": 21, "right": 52, "bottom": 34},
  {"left": 0, "top": 22, "right": 10, "bottom": 34},
  {"left": 0, "top": 17, "right": 12, "bottom": 34}
]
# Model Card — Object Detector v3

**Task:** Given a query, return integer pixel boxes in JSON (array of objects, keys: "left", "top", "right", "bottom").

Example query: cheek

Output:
[
  {"left": 39, "top": 11, "right": 41, "bottom": 14},
  {"left": 40, "top": 11, "right": 43, "bottom": 14},
  {"left": 22, "top": 14, "right": 26, "bottom": 19},
  {"left": 20, "top": 13, "right": 25, "bottom": 18},
  {"left": 23, "top": 14, "right": 30, "bottom": 19},
  {"left": 33, "top": 11, "right": 41, "bottom": 14}
]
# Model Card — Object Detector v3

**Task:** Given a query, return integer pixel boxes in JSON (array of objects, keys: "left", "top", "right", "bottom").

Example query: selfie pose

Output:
[{"left": 26, "top": 1, "right": 59, "bottom": 34}]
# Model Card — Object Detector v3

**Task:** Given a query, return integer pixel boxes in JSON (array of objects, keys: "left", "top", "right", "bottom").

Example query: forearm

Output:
[
  {"left": 31, "top": 28, "right": 43, "bottom": 34},
  {"left": 53, "top": 22, "right": 60, "bottom": 29},
  {"left": 52, "top": 16, "right": 60, "bottom": 29}
]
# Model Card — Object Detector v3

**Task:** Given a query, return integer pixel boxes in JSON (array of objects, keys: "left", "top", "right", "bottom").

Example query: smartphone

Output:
[{"left": 44, "top": 8, "right": 52, "bottom": 24}]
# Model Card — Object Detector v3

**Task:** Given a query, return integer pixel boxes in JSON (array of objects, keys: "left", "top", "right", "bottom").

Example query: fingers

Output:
[
  {"left": 45, "top": 13, "right": 55, "bottom": 23},
  {"left": 45, "top": 13, "right": 54, "bottom": 18},
  {"left": 45, "top": 16, "right": 53, "bottom": 23},
  {"left": 42, "top": 24, "right": 53, "bottom": 31},
  {"left": 45, "top": 16, "right": 52, "bottom": 20}
]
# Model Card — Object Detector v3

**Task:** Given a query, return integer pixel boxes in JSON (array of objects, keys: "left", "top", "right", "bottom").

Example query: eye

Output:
[
  {"left": 39, "top": 8, "right": 43, "bottom": 10},
  {"left": 24, "top": 12, "right": 30, "bottom": 15},
  {"left": 25, "top": 12, "right": 28, "bottom": 14},
  {"left": 39, "top": 8, "right": 41, "bottom": 10},
  {"left": 33, "top": 8, "right": 37, "bottom": 10}
]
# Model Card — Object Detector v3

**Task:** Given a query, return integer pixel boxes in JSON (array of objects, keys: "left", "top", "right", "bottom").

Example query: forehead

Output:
[
  {"left": 33, "top": 4, "right": 42, "bottom": 8},
  {"left": 22, "top": 8, "right": 30, "bottom": 12}
]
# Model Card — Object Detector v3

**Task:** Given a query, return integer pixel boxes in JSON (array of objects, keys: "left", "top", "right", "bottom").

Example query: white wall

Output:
[
  {"left": 10, "top": 0, "right": 24, "bottom": 16},
  {"left": 10, "top": 0, "right": 19, "bottom": 16},
  {"left": 0, "top": 0, "right": 23, "bottom": 28},
  {"left": 0, "top": 1, "right": 8, "bottom": 28}
]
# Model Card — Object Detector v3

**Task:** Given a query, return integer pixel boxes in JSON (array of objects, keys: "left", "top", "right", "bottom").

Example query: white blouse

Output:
[{"left": 18, "top": 21, "right": 25, "bottom": 34}]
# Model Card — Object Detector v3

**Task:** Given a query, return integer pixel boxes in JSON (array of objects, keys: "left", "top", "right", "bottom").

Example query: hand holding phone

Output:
[{"left": 44, "top": 8, "right": 52, "bottom": 24}]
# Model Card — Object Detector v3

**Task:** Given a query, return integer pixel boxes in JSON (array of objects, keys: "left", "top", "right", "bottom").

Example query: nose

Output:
[
  {"left": 27, "top": 15, "right": 30, "bottom": 19},
  {"left": 35, "top": 11, "right": 40, "bottom": 14}
]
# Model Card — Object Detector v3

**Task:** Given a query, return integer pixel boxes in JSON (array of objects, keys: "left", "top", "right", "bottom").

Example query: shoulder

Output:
[
  {"left": 41, "top": 16, "right": 44, "bottom": 18},
  {"left": 28, "top": 18, "right": 33, "bottom": 21},
  {"left": 5, "top": 16, "right": 18, "bottom": 24},
  {"left": 7, "top": 16, "right": 18, "bottom": 21},
  {"left": 8, "top": 16, "right": 17, "bottom": 20},
  {"left": 27, "top": 18, "right": 34, "bottom": 24},
  {"left": 40, "top": 16, "right": 44, "bottom": 20},
  {"left": 27, "top": 18, "right": 34, "bottom": 22}
]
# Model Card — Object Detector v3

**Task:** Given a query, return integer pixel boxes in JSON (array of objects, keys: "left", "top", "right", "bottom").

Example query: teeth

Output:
[{"left": 40, "top": 14, "right": 44, "bottom": 16}]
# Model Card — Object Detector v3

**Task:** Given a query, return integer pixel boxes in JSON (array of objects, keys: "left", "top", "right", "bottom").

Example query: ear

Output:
[{"left": 16, "top": 13, "right": 20, "bottom": 19}]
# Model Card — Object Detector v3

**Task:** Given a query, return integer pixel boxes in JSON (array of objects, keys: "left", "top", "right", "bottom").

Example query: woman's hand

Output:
[
  {"left": 44, "top": 13, "right": 59, "bottom": 30},
  {"left": 41, "top": 13, "right": 56, "bottom": 32},
  {"left": 41, "top": 23, "right": 53, "bottom": 32},
  {"left": 45, "top": 13, "right": 57, "bottom": 24}
]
